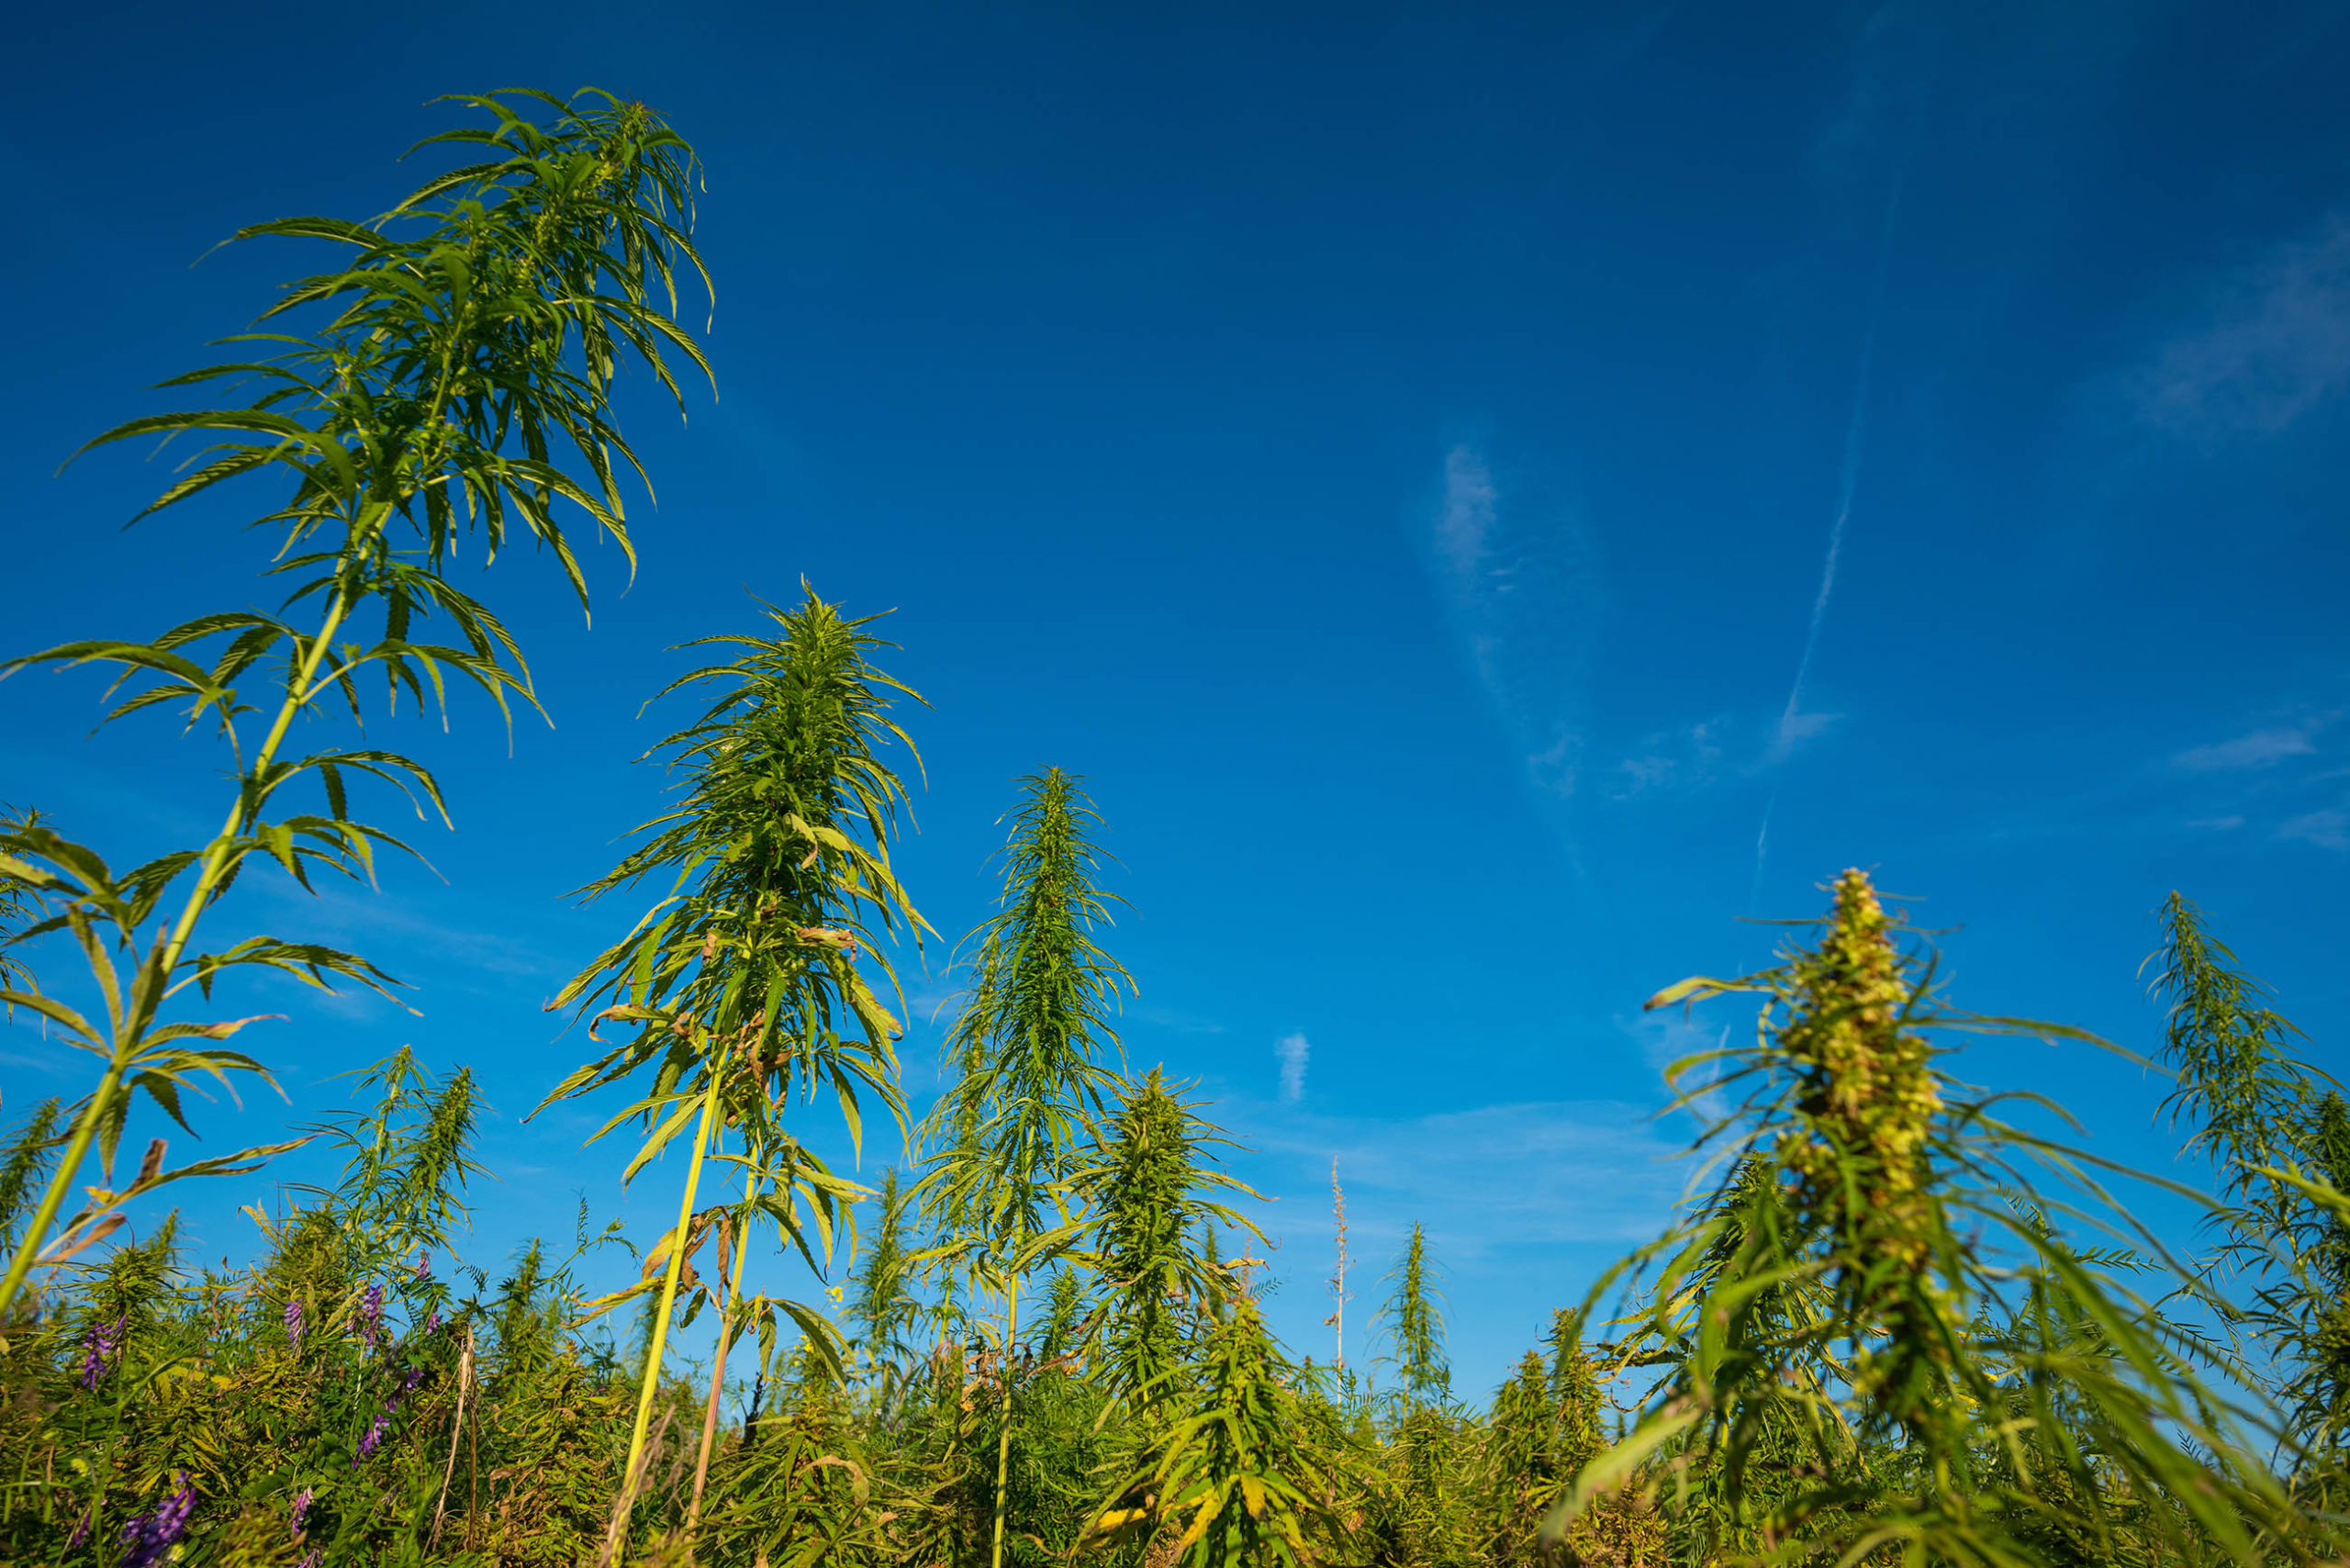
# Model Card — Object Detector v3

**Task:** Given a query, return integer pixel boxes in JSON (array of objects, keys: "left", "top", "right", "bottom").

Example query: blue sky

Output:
[{"left": 5, "top": 0, "right": 2348, "bottom": 1396}]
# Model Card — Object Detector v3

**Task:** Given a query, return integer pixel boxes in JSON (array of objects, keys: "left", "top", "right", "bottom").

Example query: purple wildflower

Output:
[
  {"left": 118, "top": 1474, "right": 196, "bottom": 1568},
  {"left": 285, "top": 1296, "right": 305, "bottom": 1354},
  {"left": 415, "top": 1249, "right": 431, "bottom": 1281},
  {"left": 358, "top": 1283, "right": 384, "bottom": 1350},
  {"left": 66, "top": 1510, "right": 91, "bottom": 1550},
  {"left": 298, "top": 1551, "right": 323, "bottom": 1568},
  {"left": 354, "top": 1410, "right": 390, "bottom": 1463},
  {"left": 77, "top": 1314, "right": 127, "bottom": 1391},
  {"left": 425, "top": 1306, "right": 441, "bottom": 1334},
  {"left": 289, "top": 1486, "right": 313, "bottom": 1535}
]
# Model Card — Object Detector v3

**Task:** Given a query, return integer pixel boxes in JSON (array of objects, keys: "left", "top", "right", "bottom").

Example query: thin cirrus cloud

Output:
[
  {"left": 1229, "top": 1096, "right": 1688, "bottom": 1257},
  {"left": 2138, "top": 215, "right": 2350, "bottom": 438},
  {"left": 1427, "top": 445, "right": 1603, "bottom": 802},
  {"left": 1274, "top": 1031, "right": 1310, "bottom": 1103},
  {"left": 2280, "top": 810, "right": 2350, "bottom": 852},
  {"left": 2173, "top": 725, "right": 2322, "bottom": 771}
]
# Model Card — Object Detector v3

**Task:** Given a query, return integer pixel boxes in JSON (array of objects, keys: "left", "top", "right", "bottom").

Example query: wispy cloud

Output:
[
  {"left": 2140, "top": 216, "right": 2350, "bottom": 437},
  {"left": 1233, "top": 1098, "right": 1688, "bottom": 1256},
  {"left": 1275, "top": 1032, "right": 1311, "bottom": 1103},
  {"left": 1608, "top": 721, "right": 1725, "bottom": 800},
  {"left": 2279, "top": 809, "right": 2350, "bottom": 851},
  {"left": 1134, "top": 1005, "right": 1225, "bottom": 1036},
  {"left": 1435, "top": 446, "right": 1495, "bottom": 578},
  {"left": 1632, "top": 1008, "right": 1733, "bottom": 1125},
  {"left": 2174, "top": 725, "right": 2322, "bottom": 771},
  {"left": 1426, "top": 446, "right": 1603, "bottom": 802},
  {"left": 246, "top": 878, "right": 566, "bottom": 983}
]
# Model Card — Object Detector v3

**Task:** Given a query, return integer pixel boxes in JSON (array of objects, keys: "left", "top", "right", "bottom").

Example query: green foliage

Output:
[
  {"left": 849, "top": 1168, "right": 921, "bottom": 1406},
  {"left": 1379, "top": 1224, "right": 1451, "bottom": 1411},
  {"left": 1080, "top": 1069, "right": 1263, "bottom": 1424},
  {"left": 1090, "top": 1289, "right": 1346, "bottom": 1568},
  {"left": 538, "top": 585, "right": 930, "bottom": 1551},
  {"left": 921, "top": 768, "right": 1129, "bottom": 1292},
  {"left": 0, "top": 803, "right": 39, "bottom": 1002},
  {"left": 918, "top": 767, "right": 1132, "bottom": 1568},
  {"left": 0, "top": 85, "right": 711, "bottom": 1324},
  {"left": 2154, "top": 892, "right": 2350, "bottom": 1469},
  {"left": 0, "top": 1098, "right": 62, "bottom": 1263},
  {"left": 6, "top": 89, "right": 2347, "bottom": 1568},
  {"left": 1552, "top": 869, "right": 2309, "bottom": 1567}
]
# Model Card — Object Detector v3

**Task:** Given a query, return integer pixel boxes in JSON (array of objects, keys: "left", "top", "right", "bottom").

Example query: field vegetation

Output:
[{"left": 3, "top": 91, "right": 2344, "bottom": 1567}]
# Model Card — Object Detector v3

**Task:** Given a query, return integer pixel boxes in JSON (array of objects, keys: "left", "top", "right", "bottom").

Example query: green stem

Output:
[
  {"left": 990, "top": 1271, "right": 1022, "bottom": 1568},
  {"left": 0, "top": 576, "right": 362, "bottom": 1323},
  {"left": 608, "top": 1033, "right": 731, "bottom": 1556}
]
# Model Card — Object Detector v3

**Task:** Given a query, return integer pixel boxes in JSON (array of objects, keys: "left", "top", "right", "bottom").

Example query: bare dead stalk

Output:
[
  {"left": 687, "top": 1214, "right": 737, "bottom": 1543},
  {"left": 428, "top": 1325, "right": 476, "bottom": 1551}
]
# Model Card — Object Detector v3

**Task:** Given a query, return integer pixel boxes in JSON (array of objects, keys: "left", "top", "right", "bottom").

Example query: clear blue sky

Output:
[{"left": 5, "top": 0, "right": 2346, "bottom": 1396}]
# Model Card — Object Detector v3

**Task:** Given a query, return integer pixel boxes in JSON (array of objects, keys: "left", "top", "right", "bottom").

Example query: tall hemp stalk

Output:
[
  {"left": 1078, "top": 1068, "right": 1264, "bottom": 1426},
  {"left": 917, "top": 768, "right": 1129, "bottom": 1568},
  {"left": 2150, "top": 892, "right": 2350, "bottom": 1480},
  {"left": 1552, "top": 869, "right": 2311, "bottom": 1566},
  {"left": 536, "top": 588, "right": 926, "bottom": 1553},
  {"left": 1378, "top": 1224, "right": 1449, "bottom": 1410},
  {"left": 1085, "top": 1288, "right": 1345, "bottom": 1568},
  {"left": 0, "top": 90, "right": 710, "bottom": 1328},
  {"left": 1326, "top": 1159, "right": 1350, "bottom": 1372}
]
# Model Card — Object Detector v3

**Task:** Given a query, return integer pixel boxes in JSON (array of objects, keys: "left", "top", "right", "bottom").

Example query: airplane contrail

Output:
[
  {"left": 1751, "top": 161, "right": 1910, "bottom": 913},
  {"left": 1773, "top": 317, "right": 1879, "bottom": 757}
]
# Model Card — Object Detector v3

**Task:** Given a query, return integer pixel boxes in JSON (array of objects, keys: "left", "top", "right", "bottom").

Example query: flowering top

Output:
[
  {"left": 1776, "top": 868, "right": 1942, "bottom": 1243},
  {"left": 285, "top": 1296, "right": 305, "bottom": 1355}
]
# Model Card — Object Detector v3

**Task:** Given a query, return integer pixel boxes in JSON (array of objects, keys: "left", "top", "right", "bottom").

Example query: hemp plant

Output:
[
  {"left": 1077, "top": 1068, "right": 1263, "bottom": 1426},
  {"left": 917, "top": 767, "right": 1129, "bottom": 1568},
  {"left": 2151, "top": 893, "right": 2350, "bottom": 1473},
  {"left": 1086, "top": 1289, "right": 1345, "bottom": 1568},
  {"left": 536, "top": 588, "right": 927, "bottom": 1550},
  {"left": 0, "top": 88, "right": 711, "bottom": 1321},
  {"left": 1553, "top": 869, "right": 2311, "bottom": 1566},
  {"left": 1377, "top": 1224, "right": 1450, "bottom": 1411}
]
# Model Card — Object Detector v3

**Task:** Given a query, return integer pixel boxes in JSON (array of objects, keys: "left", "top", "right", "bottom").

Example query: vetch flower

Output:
[
  {"left": 358, "top": 1283, "right": 384, "bottom": 1350},
  {"left": 354, "top": 1410, "right": 390, "bottom": 1463},
  {"left": 289, "top": 1486, "right": 313, "bottom": 1535},
  {"left": 77, "top": 1314, "right": 127, "bottom": 1391},
  {"left": 118, "top": 1473, "right": 196, "bottom": 1568},
  {"left": 285, "top": 1297, "right": 305, "bottom": 1355}
]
